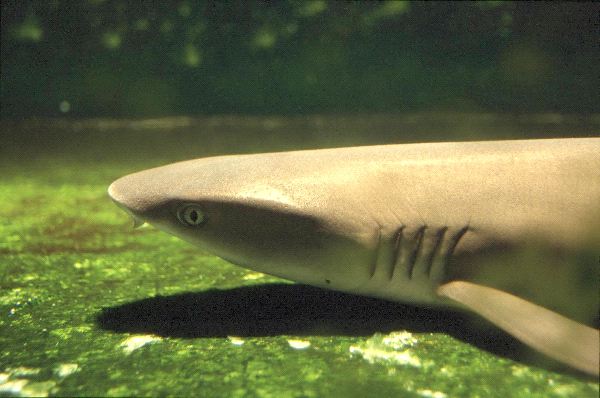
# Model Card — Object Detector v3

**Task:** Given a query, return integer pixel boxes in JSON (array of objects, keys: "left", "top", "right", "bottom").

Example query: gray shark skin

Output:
[{"left": 109, "top": 138, "right": 600, "bottom": 376}]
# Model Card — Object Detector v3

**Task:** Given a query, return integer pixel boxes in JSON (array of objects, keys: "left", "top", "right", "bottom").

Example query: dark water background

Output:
[{"left": 2, "top": 1, "right": 599, "bottom": 119}]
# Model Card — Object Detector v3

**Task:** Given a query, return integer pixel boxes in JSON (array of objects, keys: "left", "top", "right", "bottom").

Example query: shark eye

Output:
[{"left": 177, "top": 205, "right": 206, "bottom": 226}]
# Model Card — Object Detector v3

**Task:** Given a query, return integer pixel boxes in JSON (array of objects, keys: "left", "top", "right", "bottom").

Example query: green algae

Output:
[{"left": 1, "top": 116, "right": 599, "bottom": 397}]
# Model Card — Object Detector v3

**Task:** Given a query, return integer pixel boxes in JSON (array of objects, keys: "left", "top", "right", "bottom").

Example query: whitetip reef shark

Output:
[{"left": 108, "top": 138, "right": 600, "bottom": 376}]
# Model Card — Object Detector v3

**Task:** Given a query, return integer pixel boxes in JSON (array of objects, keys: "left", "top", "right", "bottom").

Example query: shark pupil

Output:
[{"left": 178, "top": 205, "right": 205, "bottom": 226}]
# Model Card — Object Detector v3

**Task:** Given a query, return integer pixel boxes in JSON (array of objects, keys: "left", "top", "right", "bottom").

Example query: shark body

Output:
[{"left": 109, "top": 138, "right": 600, "bottom": 376}]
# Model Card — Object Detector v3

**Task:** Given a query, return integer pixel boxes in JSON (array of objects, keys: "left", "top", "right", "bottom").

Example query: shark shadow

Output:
[{"left": 96, "top": 282, "right": 591, "bottom": 377}]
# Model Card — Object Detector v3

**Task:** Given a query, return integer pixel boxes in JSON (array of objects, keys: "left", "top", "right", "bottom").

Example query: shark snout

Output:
[
  {"left": 109, "top": 177, "right": 154, "bottom": 228},
  {"left": 108, "top": 174, "right": 155, "bottom": 221},
  {"left": 108, "top": 178, "right": 134, "bottom": 210}
]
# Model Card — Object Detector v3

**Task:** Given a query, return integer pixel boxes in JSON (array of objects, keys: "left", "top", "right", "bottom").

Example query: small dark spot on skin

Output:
[{"left": 325, "top": 279, "right": 331, "bottom": 284}]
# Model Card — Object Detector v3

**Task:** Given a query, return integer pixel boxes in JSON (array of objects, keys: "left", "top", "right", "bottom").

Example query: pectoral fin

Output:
[{"left": 437, "top": 280, "right": 599, "bottom": 376}]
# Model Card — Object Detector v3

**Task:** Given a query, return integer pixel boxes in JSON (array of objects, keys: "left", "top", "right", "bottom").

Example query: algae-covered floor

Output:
[{"left": 1, "top": 114, "right": 598, "bottom": 397}]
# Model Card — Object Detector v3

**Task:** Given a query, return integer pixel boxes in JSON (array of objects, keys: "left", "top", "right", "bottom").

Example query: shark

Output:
[{"left": 108, "top": 137, "right": 600, "bottom": 376}]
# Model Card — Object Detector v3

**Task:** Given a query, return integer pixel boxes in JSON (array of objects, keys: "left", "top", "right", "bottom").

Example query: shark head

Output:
[{"left": 108, "top": 152, "right": 375, "bottom": 289}]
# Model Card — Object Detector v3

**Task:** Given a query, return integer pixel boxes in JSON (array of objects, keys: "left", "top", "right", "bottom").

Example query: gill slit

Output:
[
  {"left": 389, "top": 226, "right": 404, "bottom": 280},
  {"left": 369, "top": 227, "right": 382, "bottom": 278},
  {"left": 426, "top": 226, "right": 448, "bottom": 275},
  {"left": 407, "top": 225, "right": 427, "bottom": 279},
  {"left": 370, "top": 223, "right": 470, "bottom": 283},
  {"left": 448, "top": 225, "right": 469, "bottom": 258}
]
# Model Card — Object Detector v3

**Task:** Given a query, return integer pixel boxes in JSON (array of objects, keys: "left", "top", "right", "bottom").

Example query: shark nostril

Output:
[{"left": 109, "top": 194, "right": 146, "bottom": 229}]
